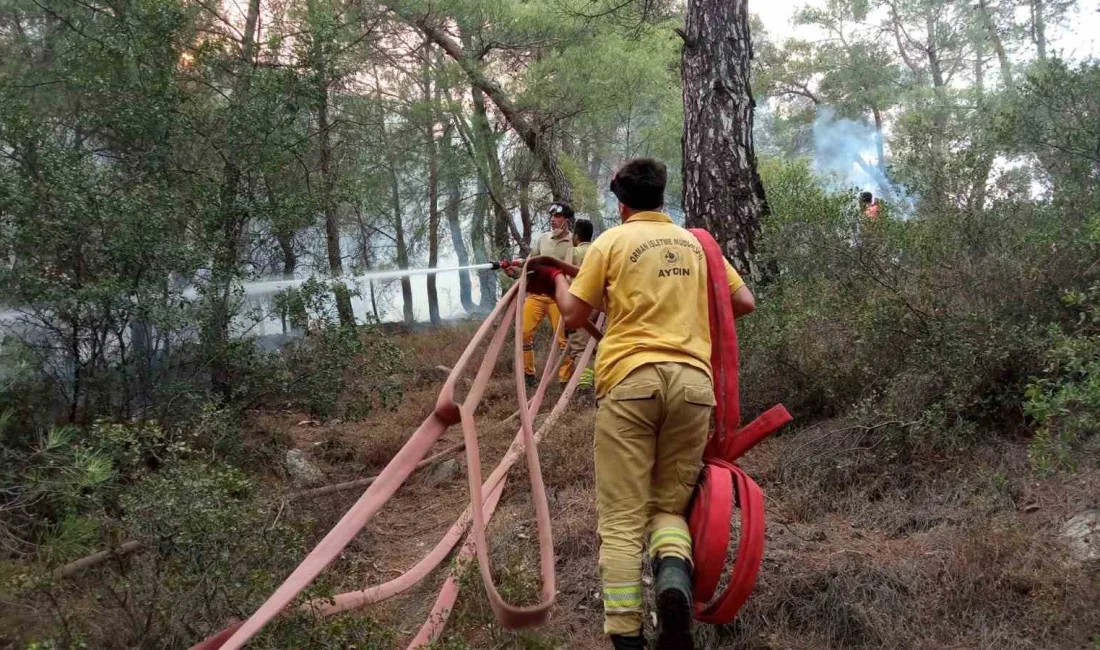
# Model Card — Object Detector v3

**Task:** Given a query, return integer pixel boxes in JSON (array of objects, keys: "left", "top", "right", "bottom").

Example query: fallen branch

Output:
[
  {"left": 55, "top": 540, "right": 144, "bottom": 579},
  {"left": 286, "top": 442, "right": 466, "bottom": 501}
]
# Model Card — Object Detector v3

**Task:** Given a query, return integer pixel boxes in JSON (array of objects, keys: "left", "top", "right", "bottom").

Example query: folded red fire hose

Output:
[
  {"left": 687, "top": 228, "right": 792, "bottom": 624},
  {"left": 189, "top": 235, "right": 788, "bottom": 648}
]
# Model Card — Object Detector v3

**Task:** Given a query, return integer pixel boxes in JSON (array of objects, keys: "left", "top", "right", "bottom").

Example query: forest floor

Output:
[{"left": 248, "top": 321, "right": 1100, "bottom": 649}]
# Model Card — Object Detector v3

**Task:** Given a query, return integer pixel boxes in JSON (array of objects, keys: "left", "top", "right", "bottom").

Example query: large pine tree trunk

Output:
[{"left": 681, "top": 0, "right": 765, "bottom": 277}]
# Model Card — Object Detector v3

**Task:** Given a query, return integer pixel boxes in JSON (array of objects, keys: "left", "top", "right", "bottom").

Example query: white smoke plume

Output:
[{"left": 811, "top": 106, "right": 914, "bottom": 213}]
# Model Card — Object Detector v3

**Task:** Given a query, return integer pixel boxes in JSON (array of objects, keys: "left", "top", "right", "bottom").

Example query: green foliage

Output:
[
  {"left": 745, "top": 158, "right": 1098, "bottom": 452},
  {"left": 115, "top": 461, "right": 306, "bottom": 640},
  {"left": 1025, "top": 288, "right": 1100, "bottom": 473},
  {"left": 998, "top": 60, "right": 1100, "bottom": 210},
  {"left": 277, "top": 318, "right": 404, "bottom": 419},
  {"left": 174, "top": 283, "right": 406, "bottom": 421},
  {"left": 0, "top": 418, "right": 184, "bottom": 563}
]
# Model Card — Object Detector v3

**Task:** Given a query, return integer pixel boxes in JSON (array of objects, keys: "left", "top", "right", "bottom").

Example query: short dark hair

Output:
[
  {"left": 574, "top": 218, "right": 594, "bottom": 243},
  {"left": 859, "top": 191, "right": 873, "bottom": 203},
  {"left": 549, "top": 201, "right": 575, "bottom": 222},
  {"left": 610, "top": 158, "right": 666, "bottom": 211}
]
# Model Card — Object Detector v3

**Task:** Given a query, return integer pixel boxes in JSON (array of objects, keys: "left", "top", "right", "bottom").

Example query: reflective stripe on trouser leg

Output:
[
  {"left": 602, "top": 581, "right": 643, "bottom": 613},
  {"left": 648, "top": 518, "right": 693, "bottom": 561},
  {"left": 521, "top": 295, "right": 549, "bottom": 377}
]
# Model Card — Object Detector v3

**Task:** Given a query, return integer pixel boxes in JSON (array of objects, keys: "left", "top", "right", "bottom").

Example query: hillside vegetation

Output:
[{"left": 3, "top": 0, "right": 1100, "bottom": 647}]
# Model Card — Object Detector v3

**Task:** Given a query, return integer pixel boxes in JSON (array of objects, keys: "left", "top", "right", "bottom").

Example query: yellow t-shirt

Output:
[
  {"left": 573, "top": 241, "right": 591, "bottom": 267},
  {"left": 568, "top": 211, "right": 744, "bottom": 397}
]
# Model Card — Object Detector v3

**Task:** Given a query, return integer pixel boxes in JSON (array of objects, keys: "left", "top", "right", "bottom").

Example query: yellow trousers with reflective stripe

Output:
[
  {"left": 594, "top": 362, "right": 714, "bottom": 635},
  {"left": 521, "top": 294, "right": 572, "bottom": 382}
]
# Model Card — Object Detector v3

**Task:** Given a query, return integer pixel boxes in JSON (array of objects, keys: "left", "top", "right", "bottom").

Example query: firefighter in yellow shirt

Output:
[
  {"left": 517, "top": 202, "right": 576, "bottom": 387},
  {"left": 565, "top": 218, "right": 596, "bottom": 391},
  {"left": 526, "top": 159, "right": 755, "bottom": 650}
]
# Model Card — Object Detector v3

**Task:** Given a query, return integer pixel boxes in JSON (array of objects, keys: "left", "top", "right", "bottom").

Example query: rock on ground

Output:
[
  {"left": 423, "top": 458, "right": 461, "bottom": 488},
  {"left": 286, "top": 449, "right": 324, "bottom": 485},
  {"left": 1061, "top": 509, "right": 1100, "bottom": 564}
]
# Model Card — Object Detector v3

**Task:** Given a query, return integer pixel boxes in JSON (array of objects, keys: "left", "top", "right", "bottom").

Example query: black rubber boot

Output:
[
  {"left": 611, "top": 634, "right": 647, "bottom": 650},
  {"left": 524, "top": 374, "right": 538, "bottom": 389},
  {"left": 654, "top": 557, "right": 694, "bottom": 650}
]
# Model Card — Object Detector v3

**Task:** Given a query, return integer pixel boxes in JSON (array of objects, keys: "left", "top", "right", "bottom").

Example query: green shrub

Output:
[
  {"left": 110, "top": 460, "right": 307, "bottom": 647},
  {"left": 0, "top": 419, "right": 166, "bottom": 563},
  {"left": 1024, "top": 287, "right": 1100, "bottom": 473},
  {"left": 744, "top": 159, "right": 1097, "bottom": 452}
]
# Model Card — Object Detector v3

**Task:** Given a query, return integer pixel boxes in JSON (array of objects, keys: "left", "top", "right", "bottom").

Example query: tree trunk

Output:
[
  {"left": 277, "top": 232, "right": 296, "bottom": 279},
  {"left": 926, "top": 15, "right": 947, "bottom": 104},
  {"left": 872, "top": 107, "right": 887, "bottom": 180},
  {"left": 518, "top": 164, "right": 533, "bottom": 251},
  {"left": 443, "top": 127, "right": 477, "bottom": 313},
  {"left": 978, "top": 0, "right": 1014, "bottom": 90},
  {"left": 470, "top": 84, "right": 521, "bottom": 255},
  {"left": 391, "top": 170, "right": 414, "bottom": 324},
  {"left": 374, "top": 75, "right": 415, "bottom": 324},
  {"left": 209, "top": 0, "right": 261, "bottom": 399},
  {"left": 1032, "top": 0, "right": 1047, "bottom": 61},
  {"left": 317, "top": 70, "right": 355, "bottom": 328},
  {"left": 423, "top": 48, "right": 441, "bottom": 325},
  {"left": 925, "top": 14, "right": 955, "bottom": 213},
  {"left": 588, "top": 147, "right": 606, "bottom": 231},
  {"left": 970, "top": 154, "right": 994, "bottom": 213},
  {"left": 471, "top": 175, "right": 498, "bottom": 309},
  {"left": 353, "top": 207, "right": 381, "bottom": 323},
  {"left": 681, "top": 0, "right": 765, "bottom": 277},
  {"left": 974, "top": 31, "right": 985, "bottom": 99},
  {"left": 275, "top": 229, "right": 297, "bottom": 335}
]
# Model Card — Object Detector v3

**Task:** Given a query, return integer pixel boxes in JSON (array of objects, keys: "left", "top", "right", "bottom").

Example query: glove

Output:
[
  {"left": 497, "top": 259, "right": 524, "bottom": 279},
  {"left": 526, "top": 263, "right": 562, "bottom": 296}
]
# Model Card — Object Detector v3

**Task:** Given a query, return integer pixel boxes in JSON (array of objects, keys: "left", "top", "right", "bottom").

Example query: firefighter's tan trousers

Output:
[
  {"left": 566, "top": 314, "right": 597, "bottom": 388},
  {"left": 595, "top": 362, "right": 715, "bottom": 636},
  {"left": 521, "top": 294, "right": 572, "bottom": 383}
]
